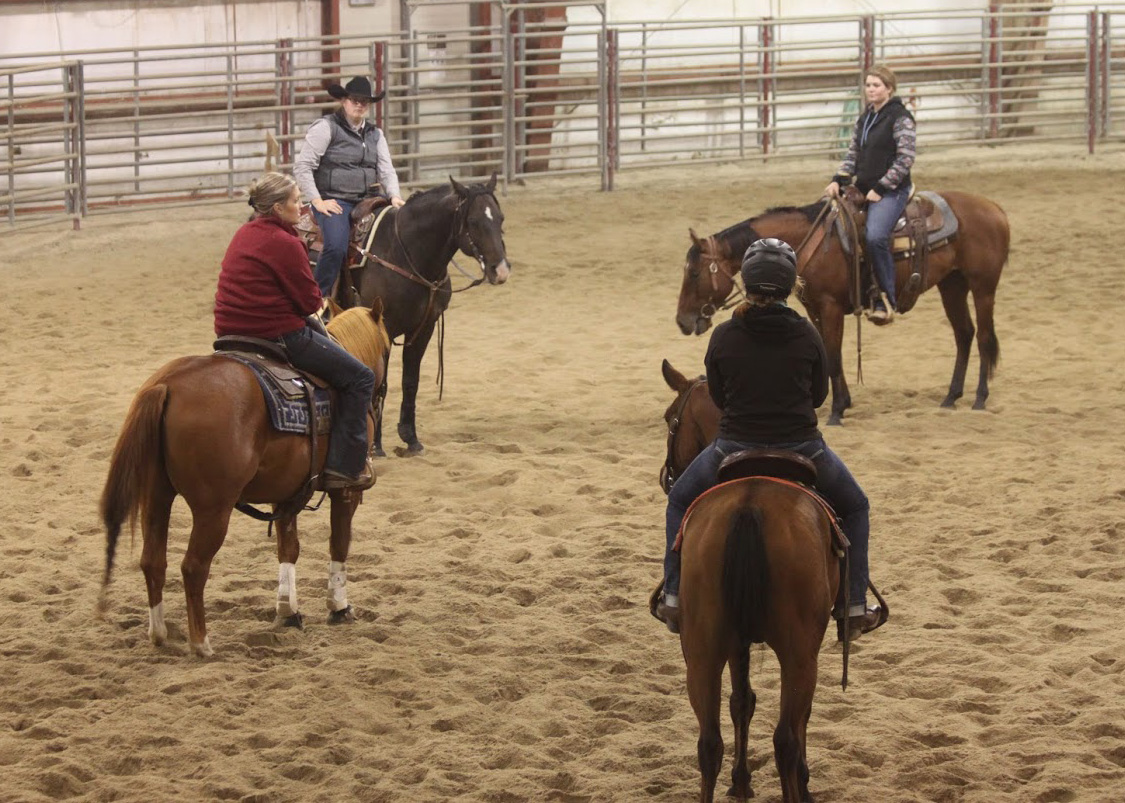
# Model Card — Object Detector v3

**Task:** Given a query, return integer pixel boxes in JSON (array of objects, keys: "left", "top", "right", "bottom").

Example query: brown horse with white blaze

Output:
[
  {"left": 99, "top": 303, "right": 390, "bottom": 657},
  {"left": 675, "top": 191, "right": 1009, "bottom": 425}
]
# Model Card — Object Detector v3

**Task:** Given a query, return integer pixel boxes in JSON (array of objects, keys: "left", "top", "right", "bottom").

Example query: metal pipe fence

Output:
[{"left": 3, "top": 3, "right": 1125, "bottom": 229}]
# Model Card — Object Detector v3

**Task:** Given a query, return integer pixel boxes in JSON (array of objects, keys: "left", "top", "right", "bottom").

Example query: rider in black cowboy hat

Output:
[{"left": 293, "top": 76, "right": 405, "bottom": 301}]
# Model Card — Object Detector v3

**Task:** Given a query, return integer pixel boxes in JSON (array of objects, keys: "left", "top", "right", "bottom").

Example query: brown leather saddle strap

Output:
[{"left": 233, "top": 370, "right": 322, "bottom": 526}]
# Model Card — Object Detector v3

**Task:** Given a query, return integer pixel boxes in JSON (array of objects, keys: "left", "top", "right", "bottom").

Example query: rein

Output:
[
  {"left": 660, "top": 376, "right": 707, "bottom": 495},
  {"left": 832, "top": 196, "right": 867, "bottom": 385}
]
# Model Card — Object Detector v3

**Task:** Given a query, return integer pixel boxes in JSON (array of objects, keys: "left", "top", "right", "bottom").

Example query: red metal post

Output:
[
  {"left": 759, "top": 19, "right": 772, "bottom": 156},
  {"left": 606, "top": 28, "right": 618, "bottom": 190},
  {"left": 1087, "top": 11, "right": 1098, "bottom": 154},
  {"left": 861, "top": 16, "right": 874, "bottom": 73},
  {"left": 277, "top": 38, "right": 293, "bottom": 166},
  {"left": 1101, "top": 12, "right": 1111, "bottom": 139},
  {"left": 373, "top": 40, "right": 386, "bottom": 131},
  {"left": 988, "top": 3, "right": 1000, "bottom": 139}
]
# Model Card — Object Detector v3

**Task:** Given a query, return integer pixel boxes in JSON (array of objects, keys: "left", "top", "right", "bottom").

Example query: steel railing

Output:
[{"left": 3, "top": 3, "right": 1125, "bottom": 228}]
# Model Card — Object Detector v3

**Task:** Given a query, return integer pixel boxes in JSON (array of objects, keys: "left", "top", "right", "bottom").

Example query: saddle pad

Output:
[
  {"left": 215, "top": 352, "right": 332, "bottom": 435},
  {"left": 891, "top": 190, "right": 958, "bottom": 251}
]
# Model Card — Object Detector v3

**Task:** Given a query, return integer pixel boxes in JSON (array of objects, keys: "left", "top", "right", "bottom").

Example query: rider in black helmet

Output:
[{"left": 654, "top": 238, "right": 885, "bottom": 641}]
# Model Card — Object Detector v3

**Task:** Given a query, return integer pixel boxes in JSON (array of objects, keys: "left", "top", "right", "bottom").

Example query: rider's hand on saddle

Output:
[
  {"left": 390, "top": 196, "right": 405, "bottom": 208},
  {"left": 866, "top": 189, "right": 883, "bottom": 203},
  {"left": 824, "top": 181, "right": 841, "bottom": 199},
  {"left": 312, "top": 198, "right": 343, "bottom": 215}
]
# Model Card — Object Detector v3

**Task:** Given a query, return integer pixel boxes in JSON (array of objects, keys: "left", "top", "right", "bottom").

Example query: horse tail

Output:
[
  {"left": 99, "top": 384, "right": 168, "bottom": 589},
  {"left": 721, "top": 507, "right": 771, "bottom": 646},
  {"left": 982, "top": 332, "right": 1000, "bottom": 379}
]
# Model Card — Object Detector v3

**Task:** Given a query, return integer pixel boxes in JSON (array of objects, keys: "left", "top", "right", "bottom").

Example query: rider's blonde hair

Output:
[{"left": 247, "top": 172, "right": 298, "bottom": 218}]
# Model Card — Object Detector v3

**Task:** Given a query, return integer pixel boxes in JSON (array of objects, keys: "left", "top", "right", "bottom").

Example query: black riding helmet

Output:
[{"left": 741, "top": 237, "right": 797, "bottom": 297}]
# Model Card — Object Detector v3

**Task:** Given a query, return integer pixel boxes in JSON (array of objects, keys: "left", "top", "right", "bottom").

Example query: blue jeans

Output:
[
  {"left": 663, "top": 437, "right": 870, "bottom": 615},
  {"left": 312, "top": 200, "right": 356, "bottom": 298},
  {"left": 865, "top": 184, "right": 911, "bottom": 309},
  {"left": 279, "top": 324, "right": 375, "bottom": 477}
]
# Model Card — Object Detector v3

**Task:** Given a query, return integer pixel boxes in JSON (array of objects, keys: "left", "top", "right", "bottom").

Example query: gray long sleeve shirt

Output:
[{"left": 292, "top": 116, "right": 402, "bottom": 203}]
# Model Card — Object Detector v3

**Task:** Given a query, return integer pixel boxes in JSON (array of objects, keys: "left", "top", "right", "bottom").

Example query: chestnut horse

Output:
[
  {"left": 99, "top": 303, "right": 390, "bottom": 657},
  {"left": 675, "top": 191, "right": 1009, "bottom": 425},
  {"left": 659, "top": 359, "right": 841, "bottom": 803}
]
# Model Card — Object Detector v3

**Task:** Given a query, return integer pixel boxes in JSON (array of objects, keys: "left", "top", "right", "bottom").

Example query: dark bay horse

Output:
[
  {"left": 351, "top": 174, "right": 510, "bottom": 455},
  {"left": 675, "top": 191, "right": 1009, "bottom": 425},
  {"left": 99, "top": 304, "right": 391, "bottom": 657},
  {"left": 659, "top": 360, "right": 840, "bottom": 802}
]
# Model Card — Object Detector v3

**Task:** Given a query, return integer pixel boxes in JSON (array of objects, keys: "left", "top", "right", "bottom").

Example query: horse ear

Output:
[
  {"left": 688, "top": 228, "right": 702, "bottom": 247},
  {"left": 327, "top": 298, "right": 343, "bottom": 317},
  {"left": 449, "top": 176, "right": 468, "bottom": 197},
  {"left": 662, "top": 359, "right": 690, "bottom": 392},
  {"left": 369, "top": 297, "right": 385, "bottom": 320},
  {"left": 486, "top": 171, "right": 498, "bottom": 192}
]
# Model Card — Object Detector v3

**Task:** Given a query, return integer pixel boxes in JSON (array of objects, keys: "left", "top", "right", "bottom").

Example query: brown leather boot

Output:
[
  {"left": 836, "top": 606, "right": 887, "bottom": 642},
  {"left": 321, "top": 457, "right": 376, "bottom": 491}
]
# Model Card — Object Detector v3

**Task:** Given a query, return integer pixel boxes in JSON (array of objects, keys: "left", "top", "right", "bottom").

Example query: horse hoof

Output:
[
  {"left": 393, "top": 443, "right": 425, "bottom": 457},
  {"left": 373, "top": 447, "right": 386, "bottom": 458},
  {"left": 725, "top": 784, "right": 754, "bottom": 799},
  {"left": 940, "top": 397, "right": 958, "bottom": 409},
  {"left": 276, "top": 612, "right": 305, "bottom": 630},
  {"left": 972, "top": 399, "right": 987, "bottom": 411},
  {"left": 191, "top": 637, "right": 214, "bottom": 658},
  {"left": 826, "top": 414, "right": 843, "bottom": 426},
  {"left": 327, "top": 605, "right": 355, "bottom": 625}
]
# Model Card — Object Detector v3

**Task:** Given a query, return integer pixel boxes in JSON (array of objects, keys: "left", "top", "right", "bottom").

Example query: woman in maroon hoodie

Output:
[{"left": 214, "top": 172, "right": 376, "bottom": 489}]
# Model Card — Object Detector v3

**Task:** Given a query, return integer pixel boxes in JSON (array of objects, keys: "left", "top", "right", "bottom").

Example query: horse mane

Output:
[
  {"left": 325, "top": 307, "right": 390, "bottom": 370},
  {"left": 404, "top": 178, "right": 495, "bottom": 209},
  {"left": 404, "top": 183, "right": 452, "bottom": 208},
  {"left": 699, "top": 200, "right": 829, "bottom": 259}
]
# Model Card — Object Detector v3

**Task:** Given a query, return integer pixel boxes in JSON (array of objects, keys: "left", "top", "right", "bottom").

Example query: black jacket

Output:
[
  {"left": 704, "top": 304, "right": 828, "bottom": 443},
  {"left": 837, "top": 97, "right": 914, "bottom": 194}
]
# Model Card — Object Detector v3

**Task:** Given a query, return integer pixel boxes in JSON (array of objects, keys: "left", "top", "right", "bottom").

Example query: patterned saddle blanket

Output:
[{"left": 213, "top": 341, "right": 332, "bottom": 436}]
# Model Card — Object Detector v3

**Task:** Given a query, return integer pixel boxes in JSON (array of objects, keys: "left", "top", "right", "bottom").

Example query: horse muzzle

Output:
[
  {"left": 486, "top": 258, "right": 511, "bottom": 285},
  {"left": 676, "top": 311, "right": 711, "bottom": 336}
]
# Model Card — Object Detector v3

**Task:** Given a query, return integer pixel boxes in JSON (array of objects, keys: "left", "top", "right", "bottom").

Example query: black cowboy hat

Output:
[{"left": 327, "top": 76, "right": 384, "bottom": 103}]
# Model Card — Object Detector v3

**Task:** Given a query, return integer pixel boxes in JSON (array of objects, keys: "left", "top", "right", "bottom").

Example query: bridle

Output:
[
  {"left": 362, "top": 189, "right": 501, "bottom": 346},
  {"left": 659, "top": 375, "right": 707, "bottom": 495},
  {"left": 691, "top": 235, "right": 746, "bottom": 324},
  {"left": 689, "top": 204, "right": 836, "bottom": 325}
]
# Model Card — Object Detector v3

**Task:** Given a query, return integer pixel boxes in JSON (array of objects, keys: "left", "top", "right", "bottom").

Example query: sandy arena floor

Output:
[{"left": 1, "top": 142, "right": 1123, "bottom": 802}]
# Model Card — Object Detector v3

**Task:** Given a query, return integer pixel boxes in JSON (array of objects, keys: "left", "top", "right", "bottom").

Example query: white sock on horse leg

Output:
[
  {"left": 277, "top": 562, "right": 298, "bottom": 617},
  {"left": 148, "top": 602, "right": 167, "bottom": 645},
  {"left": 327, "top": 560, "right": 348, "bottom": 612}
]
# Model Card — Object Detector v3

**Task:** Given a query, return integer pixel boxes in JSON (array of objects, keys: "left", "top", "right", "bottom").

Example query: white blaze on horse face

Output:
[
  {"left": 327, "top": 560, "right": 348, "bottom": 612},
  {"left": 484, "top": 206, "right": 493, "bottom": 221},
  {"left": 148, "top": 602, "right": 168, "bottom": 646},
  {"left": 277, "top": 562, "right": 298, "bottom": 617}
]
